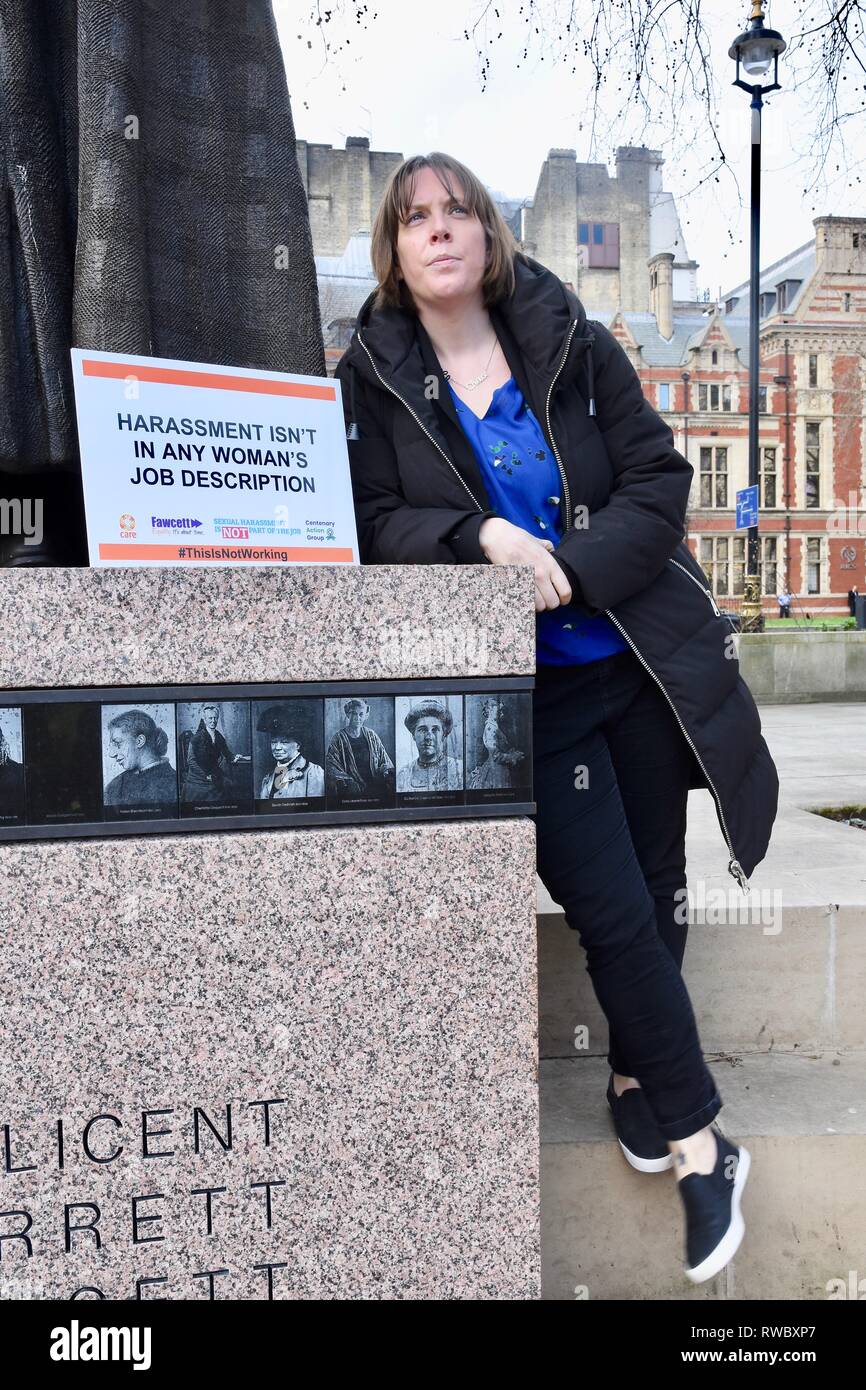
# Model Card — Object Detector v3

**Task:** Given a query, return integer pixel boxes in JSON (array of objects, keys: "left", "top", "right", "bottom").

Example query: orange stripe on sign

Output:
[
  {"left": 98, "top": 543, "right": 355, "bottom": 562},
  {"left": 82, "top": 359, "right": 336, "bottom": 400}
]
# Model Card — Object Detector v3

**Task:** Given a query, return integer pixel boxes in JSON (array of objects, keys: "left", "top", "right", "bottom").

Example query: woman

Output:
[
  {"left": 104, "top": 709, "right": 177, "bottom": 808},
  {"left": 256, "top": 705, "right": 325, "bottom": 800},
  {"left": 466, "top": 696, "right": 526, "bottom": 790},
  {"left": 397, "top": 697, "right": 463, "bottom": 792},
  {"left": 326, "top": 698, "right": 395, "bottom": 799},
  {"left": 335, "top": 152, "right": 779, "bottom": 1285}
]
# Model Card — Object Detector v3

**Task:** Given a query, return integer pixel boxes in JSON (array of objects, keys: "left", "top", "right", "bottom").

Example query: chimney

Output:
[
  {"left": 813, "top": 215, "right": 866, "bottom": 274},
  {"left": 648, "top": 251, "right": 674, "bottom": 340}
]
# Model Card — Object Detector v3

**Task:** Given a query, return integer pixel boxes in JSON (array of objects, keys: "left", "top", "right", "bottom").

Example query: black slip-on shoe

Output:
[
  {"left": 606, "top": 1073, "right": 673, "bottom": 1173},
  {"left": 677, "top": 1125, "right": 751, "bottom": 1283}
]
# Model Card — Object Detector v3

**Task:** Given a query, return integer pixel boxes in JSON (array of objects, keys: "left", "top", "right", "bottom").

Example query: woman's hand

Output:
[{"left": 478, "top": 517, "right": 573, "bottom": 613}]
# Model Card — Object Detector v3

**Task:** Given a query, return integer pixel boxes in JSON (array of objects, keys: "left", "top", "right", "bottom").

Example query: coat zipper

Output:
[
  {"left": 602, "top": 606, "right": 750, "bottom": 892},
  {"left": 540, "top": 337, "right": 750, "bottom": 893},
  {"left": 544, "top": 319, "right": 579, "bottom": 533},
  {"left": 356, "top": 330, "right": 485, "bottom": 512},
  {"left": 667, "top": 557, "right": 722, "bottom": 617}
]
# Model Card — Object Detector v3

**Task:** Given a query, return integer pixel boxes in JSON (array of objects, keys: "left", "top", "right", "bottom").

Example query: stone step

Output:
[
  {"left": 541, "top": 1051, "right": 866, "bottom": 1300},
  {"left": 538, "top": 906, "right": 866, "bottom": 1057}
]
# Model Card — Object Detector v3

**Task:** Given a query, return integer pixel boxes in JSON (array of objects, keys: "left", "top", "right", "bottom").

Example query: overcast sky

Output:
[{"left": 275, "top": 0, "right": 864, "bottom": 300}]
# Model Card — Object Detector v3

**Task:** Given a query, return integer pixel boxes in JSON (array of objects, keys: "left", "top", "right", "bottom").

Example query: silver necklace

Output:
[{"left": 442, "top": 335, "right": 499, "bottom": 391}]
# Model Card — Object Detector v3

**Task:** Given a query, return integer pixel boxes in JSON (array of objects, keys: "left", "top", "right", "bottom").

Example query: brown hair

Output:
[{"left": 370, "top": 152, "right": 518, "bottom": 313}]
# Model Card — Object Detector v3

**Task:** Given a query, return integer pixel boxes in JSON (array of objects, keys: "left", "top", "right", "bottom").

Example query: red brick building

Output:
[{"left": 600, "top": 216, "right": 866, "bottom": 617}]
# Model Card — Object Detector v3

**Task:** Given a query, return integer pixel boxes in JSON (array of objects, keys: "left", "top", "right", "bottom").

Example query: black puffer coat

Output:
[{"left": 335, "top": 253, "right": 779, "bottom": 889}]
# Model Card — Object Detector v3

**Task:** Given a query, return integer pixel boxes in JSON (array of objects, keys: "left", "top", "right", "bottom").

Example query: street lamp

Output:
[
  {"left": 681, "top": 370, "right": 691, "bottom": 463},
  {"left": 729, "top": 0, "right": 786, "bottom": 633}
]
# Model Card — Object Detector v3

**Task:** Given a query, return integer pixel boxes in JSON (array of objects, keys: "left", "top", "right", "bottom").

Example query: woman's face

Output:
[
  {"left": 413, "top": 716, "right": 445, "bottom": 762},
  {"left": 271, "top": 735, "right": 299, "bottom": 764},
  {"left": 395, "top": 167, "right": 488, "bottom": 311},
  {"left": 109, "top": 726, "right": 143, "bottom": 771},
  {"left": 482, "top": 716, "right": 500, "bottom": 752}
]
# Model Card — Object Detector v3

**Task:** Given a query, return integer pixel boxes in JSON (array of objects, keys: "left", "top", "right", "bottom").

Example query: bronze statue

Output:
[{"left": 0, "top": 0, "right": 324, "bottom": 564}]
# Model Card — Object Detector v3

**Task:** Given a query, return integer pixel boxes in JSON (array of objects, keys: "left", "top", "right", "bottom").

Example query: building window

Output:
[
  {"left": 844, "top": 292, "right": 852, "bottom": 312},
  {"left": 711, "top": 349, "right": 718, "bottom": 365},
  {"left": 732, "top": 535, "right": 746, "bottom": 595},
  {"left": 758, "top": 385, "right": 768, "bottom": 413},
  {"left": 760, "top": 291, "right": 776, "bottom": 316},
  {"left": 697, "top": 383, "right": 731, "bottom": 411},
  {"left": 763, "top": 536, "right": 778, "bottom": 595},
  {"left": 327, "top": 317, "right": 357, "bottom": 349},
  {"left": 808, "top": 353, "right": 818, "bottom": 387},
  {"left": 805, "top": 421, "right": 821, "bottom": 508},
  {"left": 854, "top": 233, "right": 860, "bottom": 249},
  {"left": 657, "top": 382, "right": 671, "bottom": 410},
  {"left": 699, "top": 535, "right": 744, "bottom": 596},
  {"left": 578, "top": 222, "right": 620, "bottom": 268},
  {"left": 807, "top": 536, "right": 822, "bottom": 593},
  {"left": 776, "top": 280, "right": 802, "bottom": 311},
  {"left": 700, "top": 446, "right": 728, "bottom": 508},
  {"left": 760, "top": 447, "right": 777, "bottom": 507}
]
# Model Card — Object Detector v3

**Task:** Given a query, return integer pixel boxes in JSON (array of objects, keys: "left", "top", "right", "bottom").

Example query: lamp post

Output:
[
  {"left": 729, "top": 0, "right": 786, "bottom": 633},
  {"left": 681, "top": 370, "right": 691, "bottom": 465}
]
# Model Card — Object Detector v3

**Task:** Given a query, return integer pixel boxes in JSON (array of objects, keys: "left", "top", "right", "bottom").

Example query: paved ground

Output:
[{"left": 537, "top": 701, "right": 866, "bottom": 912}]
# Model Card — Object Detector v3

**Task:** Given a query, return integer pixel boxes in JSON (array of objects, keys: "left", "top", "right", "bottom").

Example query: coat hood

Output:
[{"left": 341, "top": 253, "right": 597, "bottom": 442}]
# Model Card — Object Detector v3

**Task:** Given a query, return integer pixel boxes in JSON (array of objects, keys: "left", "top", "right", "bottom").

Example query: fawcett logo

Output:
[{"left": 50, "top": 1319, "right": 151, "bottom": 1370}]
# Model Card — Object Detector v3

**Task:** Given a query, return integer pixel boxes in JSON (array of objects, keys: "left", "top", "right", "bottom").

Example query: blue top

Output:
[{"left": 447, "top": 375, "right": 628, "bottom": 665}]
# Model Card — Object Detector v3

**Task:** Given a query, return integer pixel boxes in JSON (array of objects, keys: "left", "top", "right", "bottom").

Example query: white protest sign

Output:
[{"left": 70, "top": 348, "right": 359, "bottom": 566}]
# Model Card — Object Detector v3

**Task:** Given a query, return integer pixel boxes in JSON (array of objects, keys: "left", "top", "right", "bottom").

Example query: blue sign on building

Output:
[{"left": 736, "top": 485, "right": 759, "bottom": 530}]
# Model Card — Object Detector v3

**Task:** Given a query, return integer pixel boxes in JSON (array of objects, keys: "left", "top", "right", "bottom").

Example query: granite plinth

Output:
[
  {"left": 0, "top": 565, "right": 533, "bottom": 687},
  {"left": 0, "top": 566, "right": 539, "bottom": 1300}
]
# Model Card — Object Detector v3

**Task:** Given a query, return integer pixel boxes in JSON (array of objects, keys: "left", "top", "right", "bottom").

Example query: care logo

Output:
[{"left": 118, "top": 513, "right": 137, "bottom": 539}]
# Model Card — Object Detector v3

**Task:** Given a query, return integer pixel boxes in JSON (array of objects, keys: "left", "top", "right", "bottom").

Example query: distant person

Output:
[
  {"left": 848, "top": 586, "right": 859, "bottom": 617},
  {"left": 777, "top": 588, "right": 792, "bottom": 619}
]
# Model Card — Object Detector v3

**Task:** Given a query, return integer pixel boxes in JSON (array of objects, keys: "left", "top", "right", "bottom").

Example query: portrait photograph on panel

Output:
[
  {"left": 324, "top": 695, "right": 396, "bottom": 811},
  {"left": 101, "top": 703, "right": 178, "bottom": 821},
  {"left": 464, "top": 692, "right": 533, "bottom": 805},
  {"left": 176, "top": 700, "right": 253, "bottom": 818},
  {"left": 253, "top": 698, "right": 326, "bottom": 813},
  {"left": 0, "top": 706, "right": 25, "bottom": 825},
  {"left": 394, "top": 694, "right": 464, "bottom": 807},
  {"left": 24, "top": 702, "right": 103, "bottom": 825}
]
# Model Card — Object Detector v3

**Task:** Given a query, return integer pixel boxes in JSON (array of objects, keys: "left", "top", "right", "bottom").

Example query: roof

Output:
[
  {"left": 721, "top": 242, "right": 815, "bottom": 317},
  {"left": 314, "top": 230, "right": 376, "bottom": 280},
  {"left": 584, "top": 309, "right": 753, "bottom": 369}
]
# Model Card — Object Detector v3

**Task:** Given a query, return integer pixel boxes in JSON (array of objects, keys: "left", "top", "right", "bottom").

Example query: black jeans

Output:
[{"left": 531, "top": 647, "right": 722, "bottom": 1141}]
